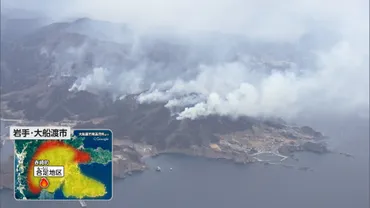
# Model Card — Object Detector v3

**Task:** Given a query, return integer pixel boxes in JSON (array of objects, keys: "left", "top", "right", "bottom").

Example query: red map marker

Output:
[{"left": 39, "top": 177, "right": 49, "bottom": 189}]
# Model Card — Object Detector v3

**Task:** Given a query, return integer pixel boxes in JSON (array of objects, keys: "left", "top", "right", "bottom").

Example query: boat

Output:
[
  {"left": 169, "top": 168, "right": 173, "bottom": 171},
  {"left": 156, "top": 166, "right": 161, "bottom": 172}
]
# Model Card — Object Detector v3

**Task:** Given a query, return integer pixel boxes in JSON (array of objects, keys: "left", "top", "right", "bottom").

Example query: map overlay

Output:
[{"left": 14, "top": 129, "right": 113, "bottom": 200}]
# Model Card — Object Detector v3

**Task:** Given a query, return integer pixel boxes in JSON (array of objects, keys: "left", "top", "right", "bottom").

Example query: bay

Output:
[{"left": 0, "top": 117, "right": 368, "bottom": 208}]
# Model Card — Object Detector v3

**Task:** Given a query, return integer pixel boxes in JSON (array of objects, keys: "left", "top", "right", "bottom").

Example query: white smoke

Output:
[
  {"left": 5, "top": 0, "right": 369, "bottom": 120},
  {"left": 69, "top": 67, "right": 112, "bottom": 92},
  {"left": 69, "top": 66, "right": 145, "bottom": 97},
  {"left": 137, "top": 41, "right": 369, "bottom": 120}
]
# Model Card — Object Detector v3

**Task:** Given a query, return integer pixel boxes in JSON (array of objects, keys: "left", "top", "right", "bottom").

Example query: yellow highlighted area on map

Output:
[{"left": 29, "top": 146, "right": 107, "bottom": 198}]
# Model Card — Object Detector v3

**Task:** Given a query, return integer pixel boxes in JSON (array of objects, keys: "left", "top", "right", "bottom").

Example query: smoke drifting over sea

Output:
[{"left": 4, "top": 0, "right": 369, "bottom": 120}]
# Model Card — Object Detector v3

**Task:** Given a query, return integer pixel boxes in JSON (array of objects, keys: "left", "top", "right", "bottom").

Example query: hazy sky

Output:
[{"left": 3, "top": 0, "right": 369, "bottom": 40}]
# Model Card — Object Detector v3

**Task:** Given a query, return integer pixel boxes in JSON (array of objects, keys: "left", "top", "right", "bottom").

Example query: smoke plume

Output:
[{"left": 4, "top": 0, "right": 369, "bottom": 120}]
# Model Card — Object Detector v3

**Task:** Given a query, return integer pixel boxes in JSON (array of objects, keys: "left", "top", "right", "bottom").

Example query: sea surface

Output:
[
  {"left": 1, "top": 120, "right": 14, "bottom": 162},
  {"left": 0, "top": 117, "right": 369, "bottom": 208}
]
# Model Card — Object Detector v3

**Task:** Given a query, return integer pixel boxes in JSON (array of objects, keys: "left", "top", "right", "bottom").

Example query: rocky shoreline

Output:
[
  {"left": 0, "top": 120, "right": 331, "bottom": 190},
  {"left": 0, "top": 139, "right": 330, "bottom": 191},
  {"left": 113, "top": 137, "right": 330, "bottom": 179},
  {"left": 278, "top": 141, "right": 329, "bottom": 156}
]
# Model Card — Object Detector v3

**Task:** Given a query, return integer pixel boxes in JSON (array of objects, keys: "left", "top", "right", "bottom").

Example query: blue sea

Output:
[
  {"left": 75, "top": 129, "right": 113, "bottom": 200},
  {"left": 51, "top": 163, "right": 112, "bottom": 200},
  {"left": 75, "top": 129, "right": 113, "bottom": 151}
]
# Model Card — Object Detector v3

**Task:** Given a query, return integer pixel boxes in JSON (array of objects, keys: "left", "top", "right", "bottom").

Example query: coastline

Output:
[
  {"left": 115, "top": 140, "right": 331, "bottom": 180},
  {"left": 1, "top": 119, "right": 332, "bottom": 189},
  {"left": 0, "top": 140, "right": 333, "bottom": 191}
]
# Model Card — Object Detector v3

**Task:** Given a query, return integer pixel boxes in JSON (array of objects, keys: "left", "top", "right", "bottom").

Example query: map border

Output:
[{"left": 13, "top": 128, "right": 114, "bottom": 201}]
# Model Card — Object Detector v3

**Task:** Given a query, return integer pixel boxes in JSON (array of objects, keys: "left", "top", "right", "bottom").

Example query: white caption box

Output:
[
  {"left": 9, "top": 126, "right": 71, "bottom": 140},
  {"left": 34, "top": 166, "right": 64, "bottom": 177}
]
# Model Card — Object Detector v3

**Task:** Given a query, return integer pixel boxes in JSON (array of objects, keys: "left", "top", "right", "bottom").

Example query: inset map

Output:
[{"left": 14, "top": 129, "right": 113, "bottom": 200}]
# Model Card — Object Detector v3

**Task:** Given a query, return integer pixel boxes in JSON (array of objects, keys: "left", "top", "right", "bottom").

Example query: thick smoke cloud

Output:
[
  {"left": 4, "top": 0, "right": 369, "bottom": 120},
  {"left": 137, "top": 41, "right": 369, "bottom": 120}
]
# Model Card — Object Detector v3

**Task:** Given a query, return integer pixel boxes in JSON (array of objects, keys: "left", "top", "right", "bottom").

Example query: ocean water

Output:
[
  {"left": 0, "top": 140, "right": 13, "bottom": 162},
  {"left": 1, "top": 121, "right": 13, "bottom": 162},
  {"left": 0, "top": 117, "right": 369, "bottom": 208}
]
